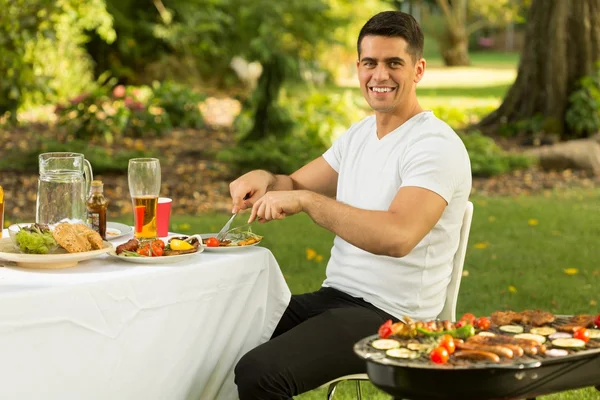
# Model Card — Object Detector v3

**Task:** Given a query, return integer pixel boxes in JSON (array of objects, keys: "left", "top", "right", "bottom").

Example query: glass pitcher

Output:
[{"left": 36, "top": 152, "right": 93, "bottom": 225}]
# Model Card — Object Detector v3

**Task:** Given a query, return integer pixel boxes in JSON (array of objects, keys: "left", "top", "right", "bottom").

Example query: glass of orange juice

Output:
[{"left": 128, "top": 158, "right": 161, "bottom": 239}]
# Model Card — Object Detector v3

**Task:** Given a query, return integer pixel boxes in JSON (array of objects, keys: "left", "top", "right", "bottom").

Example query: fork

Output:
[{"left": 216, "top": 213, "right": 239, "bottom": 241}]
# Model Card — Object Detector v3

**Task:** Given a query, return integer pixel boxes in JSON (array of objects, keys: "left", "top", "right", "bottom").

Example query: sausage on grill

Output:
[
  {"left": 456, "top": 342, "right": 514, "bottom": 359},
  {"left": 454, "top": 350, "right": 500, "bottom": 363}
]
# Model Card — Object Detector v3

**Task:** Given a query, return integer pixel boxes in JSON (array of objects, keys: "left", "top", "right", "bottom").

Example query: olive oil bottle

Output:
[{"left": 87, "top": 180, "right": 108, "bottom": 239}]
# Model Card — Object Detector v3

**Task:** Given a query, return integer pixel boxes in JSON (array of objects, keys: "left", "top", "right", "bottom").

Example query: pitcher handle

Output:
[{"left": 83, "top": 158, "right": 94, "bottom": 197}]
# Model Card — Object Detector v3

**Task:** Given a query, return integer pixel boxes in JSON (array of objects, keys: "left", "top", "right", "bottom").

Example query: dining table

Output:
[{"left": 0, "top": 229, "right": 291, "bottom": 400}]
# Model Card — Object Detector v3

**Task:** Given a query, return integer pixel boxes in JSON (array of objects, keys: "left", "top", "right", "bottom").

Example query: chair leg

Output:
[
  {"left": 327, "top": 380, "right": 363, "bottom": 400},
  {"left": 327, "top": 381, "right": 339, "bottom": 400},
  {"left": 355, "top": 380, "right": 362, "bottom": 400}
]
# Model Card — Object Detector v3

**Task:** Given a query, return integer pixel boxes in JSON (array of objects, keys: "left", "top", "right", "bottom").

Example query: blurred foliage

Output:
[
  {"left": 0, "top": 138, "right": 153, "bottom": 174},
  {"left": 54, "top": 79, "right": 205, "bottom": 143},
  {"left": 218, "top": 88, "right": 366, "bottom": 174},
  {"left": 565, "top": 62, "right": 600, "bottom": 139},
  {"left": 431, "top": 105, "right": 496, "bottom": 129},
  {"left": 460, "top": 130, "right": 534, "bottom": 177},
  {"left": 0, "top": 0, "right": 115, "bottom": 122}
]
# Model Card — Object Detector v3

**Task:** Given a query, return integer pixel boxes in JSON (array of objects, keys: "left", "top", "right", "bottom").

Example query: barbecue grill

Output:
[{"left": 354, "top": 334, "right": 600, "bottom": 400}]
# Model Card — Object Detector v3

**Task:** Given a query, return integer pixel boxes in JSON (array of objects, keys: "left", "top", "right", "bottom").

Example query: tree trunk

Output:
[
  {"left": 479, "top": 0, "right": 600, "bottom": 139},
  {"left": 440, "top": 25, "right": 470, "bottom": 66}
]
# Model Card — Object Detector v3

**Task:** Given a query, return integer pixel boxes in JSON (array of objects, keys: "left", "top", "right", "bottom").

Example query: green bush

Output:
[
  {"left": 54, "top": 80, "right": 205, "bottom": 142},
  {"left": 460, "top": 131, "right": 535, "bottom": 177},
  {"left": 431, "top": 105, "right": 496, "bottom": 129},
  {"left": 0, "top": 0, "right": 115, "bottom": 120},
  {"left": 220, "top": 88, "right": 365, "bottom": 175},
  {"left": 0, "top": 139, "right": 155, "bottom": 174},
  {"left": 151, "top": 81, "right": 206, "bottom": 129},
  {"left": 565, "top": 63, "right": 600, "bottom": 138}
]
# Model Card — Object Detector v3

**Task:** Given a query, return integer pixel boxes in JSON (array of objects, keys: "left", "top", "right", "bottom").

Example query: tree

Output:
[
  {"left": 434, "top": 0, "right": 525, "bottom": 66},
  {"left": 0, "top": 0, "right": 114, "bottom": 122},
  {"left": 479, "top": 0, "right": 600, "bottom": 139}
]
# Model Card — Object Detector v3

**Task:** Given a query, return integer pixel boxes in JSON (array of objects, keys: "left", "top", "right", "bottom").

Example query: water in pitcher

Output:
[{"left": 36, "top": 170, "right": 87, "bottom": 224}]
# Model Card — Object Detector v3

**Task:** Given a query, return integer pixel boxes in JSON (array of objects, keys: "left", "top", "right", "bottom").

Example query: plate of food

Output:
[
  {"left": 106, "top": 222, "right": 134, "bottom": 240},
  {"left": 200, "top": 227, "right": 263, "bottom": 252},
  {"left": 108, "top": 235, "right": 204, "bottom": 264},
  {"left": 0, "top": 222, "right": 113, "bottom": 269}
]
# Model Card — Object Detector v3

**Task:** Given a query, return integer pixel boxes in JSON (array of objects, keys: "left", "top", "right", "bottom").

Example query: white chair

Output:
[{"left": 323, "top": 201, "right": 474, "bottom": 400}]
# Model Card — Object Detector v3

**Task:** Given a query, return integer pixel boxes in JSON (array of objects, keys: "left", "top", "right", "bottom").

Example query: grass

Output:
[{"left": 113, "top": 189, "right": 600, "bottom": 399}]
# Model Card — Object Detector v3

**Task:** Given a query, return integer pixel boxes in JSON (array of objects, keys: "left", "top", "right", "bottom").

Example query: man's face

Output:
[{"left": 357, "top": 35, "right": 425, "bottom": 114}]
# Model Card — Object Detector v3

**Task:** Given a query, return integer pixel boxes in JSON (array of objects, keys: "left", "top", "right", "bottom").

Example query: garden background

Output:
[{"left": 1, "top": 0, "right": 600, "bottom": 398}]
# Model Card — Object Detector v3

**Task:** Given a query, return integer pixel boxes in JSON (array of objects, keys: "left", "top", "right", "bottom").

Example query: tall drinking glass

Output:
[{"left": 128, "top": 158, "right": 161, "bottom": 239}]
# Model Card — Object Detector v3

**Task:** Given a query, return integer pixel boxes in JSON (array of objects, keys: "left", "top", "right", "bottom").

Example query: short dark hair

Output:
[{"left": 357, "top": 11, "right": 424, "bottom": 63}]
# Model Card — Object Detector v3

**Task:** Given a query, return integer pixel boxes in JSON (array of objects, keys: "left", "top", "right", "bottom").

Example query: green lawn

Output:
[{"left": 124, "top": 188, "right": 600, "bottom": 399}]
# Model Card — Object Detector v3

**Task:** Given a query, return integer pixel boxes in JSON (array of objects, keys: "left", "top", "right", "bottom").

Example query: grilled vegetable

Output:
[
  {"left": 587, "top": 329, "right": 600, "bottom": 339},
  {"left": 386, "top": 348, "right": 418, "bottom": 359},
  {"left": 499, "top": 325, "right": 524, "bottom": 334},
  {"left": 573, "top": 327, "right": 590, "bottom": 343},
  {"left": 529, "top": 327, "right": 557, "bottom": 336},
  {"left": 545, "top": 349, "right": 569, "bottom": 357},
  {"left": 551, "top": 338, "right": 586, "bottom": 349},
  {"left": 378, "top": 320, "right": 393, "bottom": 339},
  {"left": 371, "top": 338, "right": 401, "bottom": 350},
  {"left": 429, "top": 346, "right": 449, "bottom": 364},
  {"left": 595, "top": 314, "right": 600, "bottom": 328},
  {"left": 417, "top": 324, "right": 475, "bottom": 339},
  {"left": 548, "top": 332, "right": 572, "bottom": 340}
]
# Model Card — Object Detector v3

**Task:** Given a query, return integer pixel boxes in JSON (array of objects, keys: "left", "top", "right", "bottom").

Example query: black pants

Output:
[{"left": 234, "top": 287, "right": 396, "bottom": 400}]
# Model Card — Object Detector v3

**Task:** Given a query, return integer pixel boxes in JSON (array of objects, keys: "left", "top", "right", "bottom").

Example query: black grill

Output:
[{"left": 354, "top": 332, "right": 600, "bottom": 399}]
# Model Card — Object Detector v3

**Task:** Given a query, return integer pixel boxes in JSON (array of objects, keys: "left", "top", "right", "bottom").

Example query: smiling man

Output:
[{"left": 232, "top": 11, "right": 471, "bottom": 399}]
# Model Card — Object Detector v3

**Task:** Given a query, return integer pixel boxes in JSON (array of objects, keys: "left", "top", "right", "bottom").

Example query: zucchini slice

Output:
[
  {"left": 551, "top": 338, "right": 586, "bottom": 349},
  {"left": 529, "top": 327, "right": 557, "bottom": 336},
  {"left": 386, "top": 348, "right": 419, "bottom": 359},
  {"left": 587, "top": 329, "right": 600, "bottom": 339},
  {"left": 478, "top": 331, "right": 496, "bottom": 337},
  {"left": 371, "top": 339, "right": 401, "bottom": 350},
  {"left": 514, "top": 333, "right": 546, "bottom": 344},
  {"left": 499, "top": 325, "right": 524, "bottom": 334},
  {"left": 407, "top": 342, "right": 433, "bottom": 351}
]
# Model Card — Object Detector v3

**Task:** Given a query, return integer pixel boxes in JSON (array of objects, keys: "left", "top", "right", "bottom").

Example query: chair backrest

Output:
[{"left": 437, "top": 201, "right": 474, "bottom": 322}]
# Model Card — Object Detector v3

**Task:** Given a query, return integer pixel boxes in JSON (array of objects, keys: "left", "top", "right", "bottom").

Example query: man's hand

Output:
[
  {"left": 229, "top": 170, "right": 277, "bottom": 213},
  {"left": 248, "top": 191, "right": 309, "bottom": 223}
]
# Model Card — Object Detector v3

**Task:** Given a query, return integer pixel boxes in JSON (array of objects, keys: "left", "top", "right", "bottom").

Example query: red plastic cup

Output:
[{"left": 156, "top": 197, "right": 172, "bottom": 237}]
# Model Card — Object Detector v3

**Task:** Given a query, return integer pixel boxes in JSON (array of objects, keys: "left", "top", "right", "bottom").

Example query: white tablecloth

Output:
[{"left": 0, "top": 231, "right": 291, "bottom": 400}]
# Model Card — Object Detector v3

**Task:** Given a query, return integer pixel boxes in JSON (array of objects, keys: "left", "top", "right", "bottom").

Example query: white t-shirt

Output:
[{"left": 321, "top": 111, "right": 472, "bottom": 321}]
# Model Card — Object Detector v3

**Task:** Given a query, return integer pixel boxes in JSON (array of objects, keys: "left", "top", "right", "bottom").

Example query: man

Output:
[{"left": 232, "top": 11, "right": 471, "bottom": 399}]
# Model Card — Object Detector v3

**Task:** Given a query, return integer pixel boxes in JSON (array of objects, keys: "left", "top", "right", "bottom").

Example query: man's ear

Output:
[{"left": 414, "top": 58, "right": 426, "bottom": 83}]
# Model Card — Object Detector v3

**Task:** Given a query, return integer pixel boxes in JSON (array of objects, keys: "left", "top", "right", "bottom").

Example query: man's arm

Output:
[
  {"left": 249, "top": 185, "right": 446, "bottom": 258},
  {"left": 230, "top": 156, "right": 338, "bottom": 213}
]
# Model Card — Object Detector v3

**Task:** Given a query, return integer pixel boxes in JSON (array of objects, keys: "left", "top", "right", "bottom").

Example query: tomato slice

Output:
[
  {"left": 573, "top": 327, "right": 590, "bottom": 343},
  {"left": 475, "top": 316, "right": 491, "bottom": 331},
  {"left": 206, "top": 237, "right": 220, "bottom": 247},
  {"left": 378, "top": 319, "right": 393, "bottom": 339},
  {"left": 439, "top": 334, "right": 455, "bottom": 355},
  {"left": 460, "top": 313, "right": 476, "bottom": 325},
  {"left": 430, "top": 346, "right": 449, "bottom": 364}
]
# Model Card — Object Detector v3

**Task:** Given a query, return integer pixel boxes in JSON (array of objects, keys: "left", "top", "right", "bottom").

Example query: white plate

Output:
[
  {"left": 108, "top": 245, "right": 204, "bottom": 264},
  {"left": 199, "top": 233, "right": 262, "bottom": 252},
  {"left": 106, "top": 222, "right": 134, "bottom": 240},
  {"left": 0, "top": 238, "right": 113, "bottom": 269}
]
